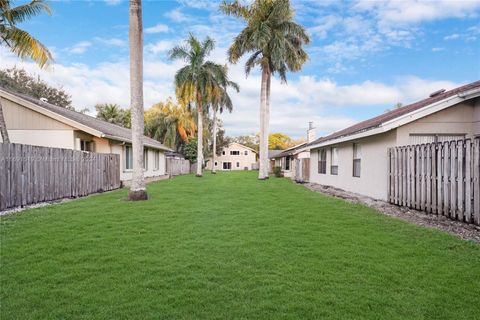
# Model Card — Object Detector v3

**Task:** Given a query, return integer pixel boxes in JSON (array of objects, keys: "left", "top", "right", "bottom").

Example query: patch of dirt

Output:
[{"left": 303, "top": 182, "right": 480, "bottom": 243}]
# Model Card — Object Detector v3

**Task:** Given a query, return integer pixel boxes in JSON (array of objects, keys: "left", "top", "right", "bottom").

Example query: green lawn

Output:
[{"left": 1, "top": 171, "right": 479, "bottom": 319}]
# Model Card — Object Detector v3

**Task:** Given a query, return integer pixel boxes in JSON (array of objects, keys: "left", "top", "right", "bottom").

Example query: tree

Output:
[
  {"left": 233, "top": 134, "right": 259, "bottom": 152},
  {"left": 169, "top": 34, "right": 233, "bottom": 177},
  {"left": 220, "top": 0, "right": 310, "bottom": 179},
  {"left": 0, "top": 0, "right": 53, "bottom": 143},
  {"left": 95, "top": 103, "right": 131, "bottom": 128},
  {"left": 144, "top": 98, "right": 196, "bottom": 152},
  {"left": 207, "top": 66, "right": 239, "bottom": 174},
  {"left": 0, "top": 67, "right": 73, "bottom": 108},
  {"left": 128, "top": 0, "right": 147, "bottom": 201},
  {"left": 183, "top": 138, "right": 197, "bottom": 162}
]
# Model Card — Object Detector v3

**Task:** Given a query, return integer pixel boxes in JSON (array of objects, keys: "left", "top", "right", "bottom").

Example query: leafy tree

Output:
[
  {"left": 169, "top": 34, "right": 234, "bottom": 176},
  {"left": 233, "top": 134, "right": 259, "bottom": 152},
  {"left": 221, "top": 0, "right": 310, "bottom": 179},
  {"left": 183, "top": 138, "right": 198, "bottom": 162},
  {"left": 0, "top": 67, "right": 73, "bottom": 109},
  {"left": 144, "top": 98, "right": 196, "bottom": 151},
  {"left": 269, "top": 133, "right": 295, "bottom": 150},
  {"left": 95, "top": 103, "right": 131, "bottom": 128}
]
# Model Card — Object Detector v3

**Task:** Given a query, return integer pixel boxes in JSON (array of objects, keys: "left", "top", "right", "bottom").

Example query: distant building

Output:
[{"left": 206, "top": 142, "right": 257, "bottom": 171}]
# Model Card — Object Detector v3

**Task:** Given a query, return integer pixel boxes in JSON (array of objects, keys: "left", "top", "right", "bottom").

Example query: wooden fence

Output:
[
  {"left": 293, "top": 158, "right": 310, "bottom": 183},
  {"left": 0, "top": 143, "right": 121, "bottom": 211},
  {"left": 166, "top": 158, "right": 190, "bottom": 176},
  {"left": 388, "top": 138, "right": 480, "bottom": 225}
]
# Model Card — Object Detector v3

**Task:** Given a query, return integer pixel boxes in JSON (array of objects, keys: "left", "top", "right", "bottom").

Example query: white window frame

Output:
[
  {"left": 154, "top": 150, "right": 159, "bottom": 171},
  {"left": 125, "top": 145, "right": 133, "bottom": 171},
  {"left": 318, "top": 149, "right": 326, "bottom": 174},
  {"left": 353, "top": 143, "right": 361, "bottom": 178},
  {"left": 330, "top": 147, "right": 338, "bottom": 175},
  {"left": 143, "top": 149, "right": 148, "bottom": 170}
]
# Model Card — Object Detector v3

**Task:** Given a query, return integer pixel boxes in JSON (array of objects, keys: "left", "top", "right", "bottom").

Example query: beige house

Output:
[
  {"left": 306, "top": 81, "right": 480, "bottom": 201},
  {"left": 0, "top": 88, "right": 172, "bottom": 183},
  {"left": 206, "top": 142, "right": 257, "bottom": 171}
]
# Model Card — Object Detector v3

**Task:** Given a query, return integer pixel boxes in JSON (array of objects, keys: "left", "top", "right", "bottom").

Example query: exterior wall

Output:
[
  {"left": 115, "top": 144, "right": 167, "bottom": 181},
  {"left": 206, "top": 143, "right": 257, "bottom": 170},
  {"left": 1, "top": 96, "right": 76, "bottom": 148},
  {"left": 310, "top": 130, "right": 396, "bottom": 201},
  {"left": 396, "top": 100, "right": 478, "bottom": 146}
]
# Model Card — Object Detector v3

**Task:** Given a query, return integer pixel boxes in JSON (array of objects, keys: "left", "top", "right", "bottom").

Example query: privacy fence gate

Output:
[
  {"left": 388, "top": 138, "right": 480, "bottom": 225},
  {"left": 0, "top": 143, "right": 121, "bottom": 211}
]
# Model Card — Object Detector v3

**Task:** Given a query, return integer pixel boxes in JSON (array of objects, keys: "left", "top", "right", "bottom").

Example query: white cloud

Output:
[
  {"left": 145, "top": 23, "right": 171, "bottom": 34},
  {"left": 146, "top": 40, "right": 175, "bottom": 54},
  {"left": 65, "top": 41, "right": 92, "bottom": 54},
  {"left": 444, "top": 33, "right": 460, "bottom": 41},
  {"left": 94, "top": 37, "right": 126, "bottom": 47},
  {"left": 165, "top": 8, "right": 190, "bottom": 22},
  {"left": 0, "top": 47, "right": 465, "bottom": 139},
  {"left": 432, "top": 47, "right": 444, "bottom": 52},
  {"left": 104, "top": 0, "right": 122, "bottom": 6}
]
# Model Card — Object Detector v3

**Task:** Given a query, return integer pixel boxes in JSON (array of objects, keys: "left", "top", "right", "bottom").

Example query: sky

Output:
[{"left": 1, "top": 0, "right": 480, "bottom": 139}]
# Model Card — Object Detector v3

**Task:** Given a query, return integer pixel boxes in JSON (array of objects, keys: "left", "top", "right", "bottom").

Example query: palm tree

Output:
[
  {"left": 128, "top": 0, "right": 147, "bottom": 200},
  {"left": 95, "top": 103, "right": 128, "bottom": 126},
  {"left": 220, "top": 0, "right": 310, "bottom": 179},
  {"left": 169, "top": 34, "right": 232, "bottom": 177},
  {"left": 208, "top": 71, "right": 239, "bottom": 174},
  {"left": 0, "top": 0, "right": 53, "bottom": 143}
]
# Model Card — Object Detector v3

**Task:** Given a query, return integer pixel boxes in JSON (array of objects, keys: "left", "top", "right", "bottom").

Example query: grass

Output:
[{"left": 1, "top": 171, "right": 479, "bottom": 320}]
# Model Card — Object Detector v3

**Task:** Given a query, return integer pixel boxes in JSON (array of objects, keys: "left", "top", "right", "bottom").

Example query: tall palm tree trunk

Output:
[
  {"left": 264, "top": 70, "right": 271, "bottom": 178},
  {"left": 196, "top": 101, "right": 203, "bottom": 177},
  {"left": 258, "top": 67, "right": 269, "bottom": 180},
  {"left": 211, "top": 109, "right": 217, "bottom": 174},
  {"left": 128, "top": 0, "right": 147, "bottom": 200},
  {"left": 0, "top": 100, "right": 10, "bottom": 143}
]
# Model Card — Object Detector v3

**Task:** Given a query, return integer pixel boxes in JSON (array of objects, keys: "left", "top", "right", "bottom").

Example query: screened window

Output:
[
  {"left": 125, "top": 145, "right": 133, "bottom": 170},
  {"left": 230, "top": 150, "right": 240, "bottom": 155},
  {"left": 244, "top": 150, "right": 248, "bottom": 155},
  {"left": 143, "top": 149, "right": 148, "bottom": 170},
  {"left": 80, "top": 140, "right": 92, "bottom": 152},
  {"left": 154, "top": 151, "right": 159, "bottom": 171},
  {"left": 330, "top": 147, "right": 338, "bottom": 175},
  {"left": 353, "top": 143, "right": 361, "bottom": 177},
  {"left": 318, "top": 149, "right": 327, "bottom": 174}
]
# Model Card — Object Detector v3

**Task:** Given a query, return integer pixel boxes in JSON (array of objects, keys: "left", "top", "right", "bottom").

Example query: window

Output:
[
  {"left": 143, "top": 149, "right": 148, "bottom": 170},
  {"left": 154, "top": 151, "right": 159, "bottom": 171},
  {"left": 222, "top": 151, "right": 225, "bottom": 155},
  {"left": 214, "top": 161, "right": 218, "bottom": 167},
  {"left": 223, "top": 162, "right": 231, "bottom": 170},
  {"left": 285, "top": 156, "right": 291, "bottom": 171},
  {"left": 353, "top": 143, "right": 361, "bottom": 177},
  {"left": 409, "top": 134, "right": 465, "bottom": 145},
  {"left": 80, "top": 140, "right": 92, "bottom": 152},
  {"left": 230, "top": 150, "right": 240, "bottom": 155},
  {"left": 236, "top": 162, "right": 240, "bottom": 168},
  {"left": 318, "top": 149, "right": 326, "bottom": 174},
  {"left": 330, "top": 147, "right": 338, "bottom": 175},
  {"left": 244, "top": 150, "right": 248, "bottom": 155},
  {"left": 125, "top": 145, "right": 133, "bottom": 170}
]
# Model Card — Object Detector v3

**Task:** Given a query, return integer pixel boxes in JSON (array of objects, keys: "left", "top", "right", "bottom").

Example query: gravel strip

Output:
[{"left": 303, "top": 182, "right": 480, "bottom": 243}]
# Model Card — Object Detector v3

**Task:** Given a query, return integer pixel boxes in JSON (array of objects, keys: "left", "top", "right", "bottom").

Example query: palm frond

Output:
[{"left": 4, "top": 26, "right": 52, "bottom": 68}]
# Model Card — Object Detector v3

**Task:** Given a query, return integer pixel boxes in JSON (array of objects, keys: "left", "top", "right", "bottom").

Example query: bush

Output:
[{"left": 273, "top": 166, "right": 283, "bottom": 177}]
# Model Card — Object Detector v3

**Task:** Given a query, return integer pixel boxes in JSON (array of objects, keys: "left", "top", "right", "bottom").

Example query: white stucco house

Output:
[
  {"left": 306, "top": 81, "right": 480, "bottom": 201},
  {"left": 0, "top": 88, "right": 172, "bottom": 183},
  {"left": 206, "top": 142, "right": 257, "bottom": 171}
]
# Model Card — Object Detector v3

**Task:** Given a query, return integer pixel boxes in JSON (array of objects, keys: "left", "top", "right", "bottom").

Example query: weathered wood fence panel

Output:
[
  {"left": 0, "top": 143, "right": 121, "bottom": 211},
  {"left": 388, "top": 138, "right": 480, "bottom": 225},
  {"left": 293, "top": 158, "right": 310, "bottom": 183},
  {"left": 166, "top": 158, "right": 190, "bottom": 176}
]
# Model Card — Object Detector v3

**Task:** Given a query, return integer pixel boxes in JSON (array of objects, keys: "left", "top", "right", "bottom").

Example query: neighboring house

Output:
[
  {"left": 0, "top": 88, "right": 172, "bottom": 183},
  {"left": 268, "top": 149, "right": 282, "bottom": 171},
  {"left": 206, "top": 142, "right": 257, "bottom": 171},
  {"left": 306, "top": 81, "right": 480, "bottom": 201},
  {"left": 270, "top": 122, "right": 315, "bottom": 178}
]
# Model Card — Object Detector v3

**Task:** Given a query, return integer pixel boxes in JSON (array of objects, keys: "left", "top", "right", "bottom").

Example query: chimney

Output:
[{"left": 307, "top": 122, "right": 316, "bottom": 143}]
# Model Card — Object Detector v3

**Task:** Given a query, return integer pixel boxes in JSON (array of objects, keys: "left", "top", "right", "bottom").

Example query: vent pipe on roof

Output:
[
  {"left": 429, "top": 89, "right": 446, "bottom": 98},
  {"left": 40, "top": 97, "right": 48, "bottom": 102}
]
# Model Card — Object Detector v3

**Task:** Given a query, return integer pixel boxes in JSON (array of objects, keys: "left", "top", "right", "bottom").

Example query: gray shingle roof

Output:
[
  {"left": 308, "top": 80, "right": 480, "bottom": 147},
  {"left": 1, "top": 88, "right": 171, "bottom": 151}
]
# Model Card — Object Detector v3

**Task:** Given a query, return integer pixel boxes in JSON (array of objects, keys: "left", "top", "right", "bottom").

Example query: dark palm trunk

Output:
[{"left": 0, "top": 100, "right": 10, "bottom": 143}]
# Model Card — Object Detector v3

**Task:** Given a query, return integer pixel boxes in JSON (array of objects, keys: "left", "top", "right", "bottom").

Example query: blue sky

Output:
[{"left": 2, "top": 0, "right": 480, "bottom": 138}]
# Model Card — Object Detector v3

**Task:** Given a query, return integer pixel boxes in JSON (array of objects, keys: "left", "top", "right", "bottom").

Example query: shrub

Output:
[{"left": 273, "top": 166, "right": 283, "bottom": 177}]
